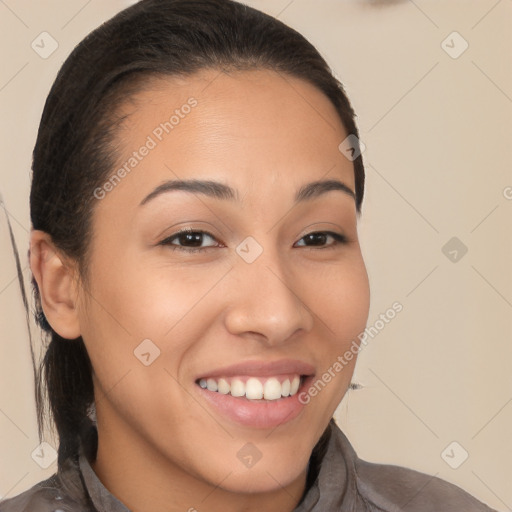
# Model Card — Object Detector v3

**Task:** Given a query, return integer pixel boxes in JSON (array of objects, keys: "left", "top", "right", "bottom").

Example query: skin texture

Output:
[{"left": 30, "top": 68, "right": 371, "bottom": 512}]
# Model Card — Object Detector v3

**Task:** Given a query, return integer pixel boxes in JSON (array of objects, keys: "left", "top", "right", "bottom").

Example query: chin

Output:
[
  {"left": 204, "top": 448, "right": 310, "bottom": 495},
  {"left": 219, "top": 465, "right": 305, "bottom": 494}
]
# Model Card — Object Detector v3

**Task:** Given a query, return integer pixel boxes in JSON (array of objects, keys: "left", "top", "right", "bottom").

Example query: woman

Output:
[{"left": 0, "top": 0, "right": 497, "bottom": 511}]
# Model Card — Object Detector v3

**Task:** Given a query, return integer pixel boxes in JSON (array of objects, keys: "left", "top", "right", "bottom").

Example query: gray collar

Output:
[{"left": 79, "top": 445, "right": 130, "bottom": 512}]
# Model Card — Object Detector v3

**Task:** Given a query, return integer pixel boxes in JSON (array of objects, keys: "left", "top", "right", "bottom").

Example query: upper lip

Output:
[{"left": 195, "top": 359, "right": 315, "bottom": 380}]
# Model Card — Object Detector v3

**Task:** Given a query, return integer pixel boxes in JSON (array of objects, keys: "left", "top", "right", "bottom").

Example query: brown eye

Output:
[
  {"left": 159, "top": 229, "right": 220, "bottom": 253},
  {"left": 294, "top": 231, "right": 347, "bottom": 249}
]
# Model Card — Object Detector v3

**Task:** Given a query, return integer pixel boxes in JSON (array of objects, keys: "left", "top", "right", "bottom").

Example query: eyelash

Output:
[{"left": 159, "top": 228, "right": 348, "bottom": 253}]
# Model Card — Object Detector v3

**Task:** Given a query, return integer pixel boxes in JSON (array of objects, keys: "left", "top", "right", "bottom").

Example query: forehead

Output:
[{"left": 99, "top": 68, "right": 355, "bottom": 211}]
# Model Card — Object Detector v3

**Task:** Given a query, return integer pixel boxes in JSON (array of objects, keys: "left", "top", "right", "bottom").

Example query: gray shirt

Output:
[{"left": 0, "top": 421, "right": 497, "bottom": 511}]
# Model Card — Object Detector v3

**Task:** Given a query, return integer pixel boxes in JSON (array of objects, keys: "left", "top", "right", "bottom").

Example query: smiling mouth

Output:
[{"left": 195, "top": 374, "right": 306, "bottom": 401}]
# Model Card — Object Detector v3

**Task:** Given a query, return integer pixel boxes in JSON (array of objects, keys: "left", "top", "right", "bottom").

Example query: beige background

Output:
[{"left": 0, "top": 0, "right": 511, "bottom": 510}]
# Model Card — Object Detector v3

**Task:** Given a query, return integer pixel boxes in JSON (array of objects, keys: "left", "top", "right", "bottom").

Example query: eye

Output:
[
  {"left": 294, "top": 231, "right": 347, "bottom": 249},
  {"left": 159, "top": 228, "right": 347, "bottom": 254},
  {"left": 159, "top": 228, "right": 222, "bottom": 253}
]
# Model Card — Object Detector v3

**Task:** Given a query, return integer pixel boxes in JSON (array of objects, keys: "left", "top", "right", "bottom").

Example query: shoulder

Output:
[
  {"left": 353, "top": 457, "right": 497, "bottom": 512},
  {"left": 0, "top": 473, "right": 89, "bottom": 512}
]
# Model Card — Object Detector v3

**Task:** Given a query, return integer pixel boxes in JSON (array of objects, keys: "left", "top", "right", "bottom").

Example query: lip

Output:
[
  {"left": 194, "top": 358, "right": 315, "bottom": 380},
  {"left": 194, "top": 359, "right": 315, "bottom": 429}
]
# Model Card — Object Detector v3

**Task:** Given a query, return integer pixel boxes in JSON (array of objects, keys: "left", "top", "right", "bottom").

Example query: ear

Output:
[{"left": 30, "top": 230, "right": 81, "bottom": 339}]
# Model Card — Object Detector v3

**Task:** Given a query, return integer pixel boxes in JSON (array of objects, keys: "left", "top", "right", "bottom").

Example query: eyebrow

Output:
[{"left": 139, "top": 178, "right": 355, "bottom": 206}]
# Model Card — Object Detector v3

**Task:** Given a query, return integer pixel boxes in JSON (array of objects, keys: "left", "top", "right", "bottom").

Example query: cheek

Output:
[
  {"left": 311, "top": 255, "right": 370, "bottom": 342},
  {"left": 77, "top": 248, "right": 230, "bottom": 380},
  {"left": 300, "top": 255, "right": 370, "bottom": 406},
  {"left": 80, "top": 241, "right": 370, "bottom": 366}
]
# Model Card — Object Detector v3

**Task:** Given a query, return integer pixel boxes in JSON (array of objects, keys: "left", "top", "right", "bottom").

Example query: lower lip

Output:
[{"left": 196, "top": 376, "right": 314, "bottom": 429}]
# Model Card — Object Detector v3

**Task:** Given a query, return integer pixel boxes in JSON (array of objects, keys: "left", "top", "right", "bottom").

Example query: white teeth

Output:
[
  {"left": 290, "top": 376, "right": 300, "bottom": 395},
  {"left": 217, "top": 378, "right": 230, "bottom": 394},
  {"left": 281, "top": 379, "right": 291, "bottom": 397},
  {"left": 206, "top": 378, "right": 218, "bottom": 392},
  {"left": 198, "top": 375, "right": 303, "bottom": 400},
  {"left": 245, "top": 378, "right": 263, "bottom": 399},
  {"left": 231, "top": 378, "right": 245, "bottom": 397},
  {"left": 263, "top": 377, "right": 282, "bottom": 400}
]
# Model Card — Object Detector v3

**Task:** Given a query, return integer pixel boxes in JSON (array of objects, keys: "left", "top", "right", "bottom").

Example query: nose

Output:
[{"left": 223, "top": 249, "right": 314, "bottom": 347}]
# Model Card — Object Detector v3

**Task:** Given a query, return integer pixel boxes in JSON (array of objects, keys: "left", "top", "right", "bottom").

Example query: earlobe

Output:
[{"left": 29, "top": 230, "right": 81, "bottom": 340}]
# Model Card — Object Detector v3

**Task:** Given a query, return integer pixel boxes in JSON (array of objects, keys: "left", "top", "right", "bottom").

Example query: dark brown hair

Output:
[{"left": 28, "top": 0, "right": 365, "bottom": 480}]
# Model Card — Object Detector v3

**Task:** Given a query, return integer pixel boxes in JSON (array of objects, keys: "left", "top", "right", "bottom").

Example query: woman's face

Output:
[{"left": 77, "top": 69, "right": 370, "bottom": 495}]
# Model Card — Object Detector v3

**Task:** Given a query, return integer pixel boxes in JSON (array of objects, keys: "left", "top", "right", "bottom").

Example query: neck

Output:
[{"left": 89, "top": 413, "right": 310, "bottom": 512}]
